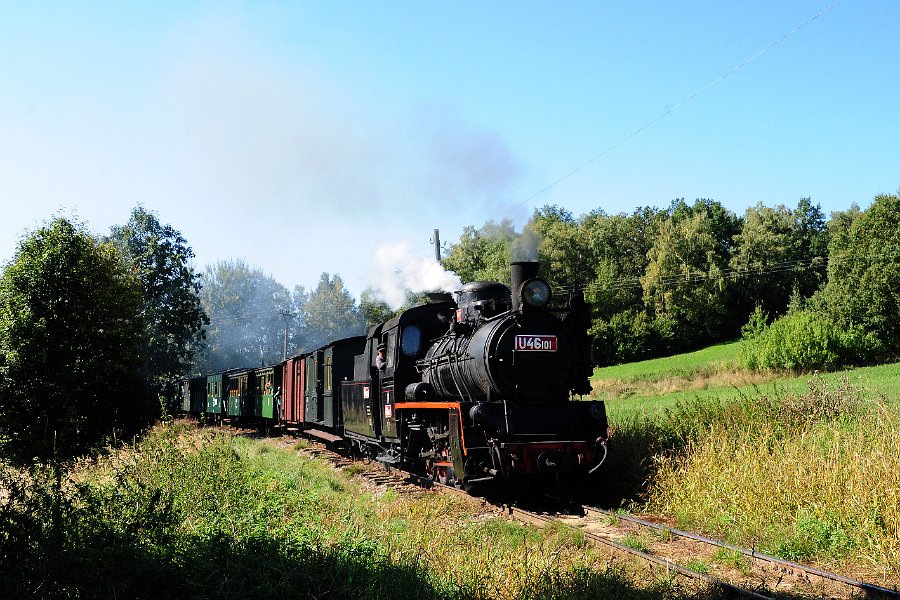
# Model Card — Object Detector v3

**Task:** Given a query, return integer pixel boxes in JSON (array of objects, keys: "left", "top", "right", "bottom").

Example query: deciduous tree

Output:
[
  {"left": 642, "top": 211, "right": 730, "bottom": 346},
  {"left": 442, "top": 220, "right": 516, "bottom": 284},
  {"left": 108, "top": 206, "right": 208, "bottom": 389},
  {"left": 293, "top": 273, "right": 365, "bottom": 351},
  {"left": 821, "top": 190, "right": 900, "bottom": 354},
  {"left": 197, "top": 259, "right": 291, "bottom": 372},
  {"left": 0, "top": 219, "right": 146, "bottom": 463}
]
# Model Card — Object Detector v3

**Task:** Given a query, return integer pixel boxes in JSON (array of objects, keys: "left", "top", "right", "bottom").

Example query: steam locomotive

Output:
[{"left": 179, "top": 261, "right": 609, "bottom": 487}]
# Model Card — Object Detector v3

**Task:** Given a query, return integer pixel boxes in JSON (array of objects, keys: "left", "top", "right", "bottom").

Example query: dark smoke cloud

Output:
[
  {"left": 421, "top": 113, "right": 522, "bottom": 207},
  {"left": 160, "top": 22, "right": 524, "bottom": 223},
  {"left": 511, "top": 219, "right": 541, "bottom": 262}
]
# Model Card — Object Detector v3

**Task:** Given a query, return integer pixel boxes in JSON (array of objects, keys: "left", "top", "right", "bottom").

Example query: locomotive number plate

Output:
[{"left": 514, "top": 334, "right": 557, "bottom": 351}]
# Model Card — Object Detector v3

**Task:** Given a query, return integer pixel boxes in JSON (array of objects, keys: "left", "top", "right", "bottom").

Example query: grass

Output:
[
  {"left": 593, "top": 340, "right": 743, "bottom": 383},
  {"left": 592, "top": 343, "right": 900, "bottom": 580},
  {"left": 593, "top": 340, "right": 900, "bottom": 421},
  {"left": 628, "top": 376, "right": 898, "bottom": 575},
  {"left": 0, "top": 422, "right": 721, "bottom": 599},
  {"left": 684, "top": 560, "right": 709, "bottom": 575},
  {"left": 619, "top": 533, "right": 651, "bottom": 553},
  {"left": 712, "top": 549, "right": 751, "bottom": 575}
]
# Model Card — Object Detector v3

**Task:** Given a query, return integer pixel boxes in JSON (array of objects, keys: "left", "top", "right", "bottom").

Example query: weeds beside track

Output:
[{"left": 300, "top": 434, "right": 900, "bottom": 598}]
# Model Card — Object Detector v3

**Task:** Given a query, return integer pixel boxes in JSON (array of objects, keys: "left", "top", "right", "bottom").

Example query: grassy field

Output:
[
  {"left": 592, "top": 344, "right": 900, "bottom": 582},
  {"left": 0, "top": 421, "right": 721, "bottom": 599},
  {"left": 592, "top": 340, "right": 900, "bottom": 420},
  {"left": 2, "top": 348, "right": 896, "bottom": 595}
]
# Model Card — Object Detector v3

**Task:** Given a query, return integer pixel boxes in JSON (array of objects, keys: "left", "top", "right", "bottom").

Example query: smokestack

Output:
[{"left": 510, "top": 261, "right": 539, "bottom": 311}]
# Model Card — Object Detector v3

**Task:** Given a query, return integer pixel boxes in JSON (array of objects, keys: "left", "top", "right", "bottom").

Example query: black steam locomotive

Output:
[{"left": 180, "top": 261, "right": 609, "bottom": 487}]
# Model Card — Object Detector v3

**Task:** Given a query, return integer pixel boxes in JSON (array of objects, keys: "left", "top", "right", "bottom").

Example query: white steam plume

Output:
[{"left": 368, "top": 239, "right": 462, "bottom": 309}]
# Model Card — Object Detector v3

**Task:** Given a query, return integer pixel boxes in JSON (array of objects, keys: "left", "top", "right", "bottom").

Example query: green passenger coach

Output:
[{"left": 206, "top": 372, "right": 227, "bottom": 419}]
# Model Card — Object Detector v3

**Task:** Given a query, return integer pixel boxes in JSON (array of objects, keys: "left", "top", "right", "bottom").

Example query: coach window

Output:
[
  {"left": 325, "top": 356, "right": 333, "bottom": 392},
  {"left": 401, "top": 325, "right": 422, "bottom": 357}
]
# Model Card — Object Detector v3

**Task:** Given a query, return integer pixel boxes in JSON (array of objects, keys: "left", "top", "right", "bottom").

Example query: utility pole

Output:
[
  {"left": 432, "top": 228, "right": 441, "bottom": 262},
  {"left": 279, "top": 309, "right": 295, "bottom": 360}
]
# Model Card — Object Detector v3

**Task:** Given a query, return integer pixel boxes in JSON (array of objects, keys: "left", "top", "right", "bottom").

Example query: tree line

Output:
[
  {"left": 3, "top": 191, "right": 899, "bottom": 463},
  {"left": 194, "top": 261, "right": 380, "bottom": 373},
  {"left": 442, "top": 192, "right": 899, "bottom": 368},
  {"left": 0, "top": 207, "right": 383, "bottom": 463}
]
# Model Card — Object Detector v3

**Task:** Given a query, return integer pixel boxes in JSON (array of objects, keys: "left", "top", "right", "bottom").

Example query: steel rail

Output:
[
  {"left": 298, "top": 439, "right": 783, "bottom": 598},
  {"left": 585, "top": 505, "right": 900, "bottom": 599},
  {"left": 504, "top": 505, "right": 774, "bottom": 600}
]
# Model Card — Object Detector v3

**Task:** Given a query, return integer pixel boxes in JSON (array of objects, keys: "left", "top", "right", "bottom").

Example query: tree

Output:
[
  {"left": 642, "top": 211, "right": 730, "bottom": 347},
  {"left": 729, "top": 203, "right": 799, "bottom": 317},
  {"left": 293, "top": 273, "right": 365, "bottom": 351},
  {"left": 790, "top": 197, "right": 829, "bottom": 298},
  {"left": 442, "top": 220, "right": 516, "bottom": 284},
  {"left": 527, "top": 206, "right": 592, "bottom": 293},
  {"left": 581, "top": 207, "right": 664, "bottom": 320},
  {"left": 197, "top": 259, "right": 291, "bottom": 372},
  {"left": 668, "top": 198, "right": 743, "bottom": 257},
  {"left": 820, "top": 190, "right": 900, "bottom": 354},
  {"left": 0, "top": 219, "right": 146, "bottom": 463},
  {"left": 359, "top": 288, "right": 396, "bottom": 329},
  {"left": 729, "top": 199, "right": 828, "bottom": 320},
  {"left": 108, "top": 206, "right": 208, "bottom": 389}
]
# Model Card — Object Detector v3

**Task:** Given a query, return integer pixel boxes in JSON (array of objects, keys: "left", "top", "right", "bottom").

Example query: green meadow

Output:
[
  {"left": 593, "top": 339, "right": 900, "bottom": 420},
  {"left": 592, "top": 342, "right": 900, "bottom": 581}
]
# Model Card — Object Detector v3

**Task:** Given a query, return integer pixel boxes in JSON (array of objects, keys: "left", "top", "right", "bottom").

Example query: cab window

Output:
[{"left": 401, "top": 325, "right": 422, "bottom": 357}]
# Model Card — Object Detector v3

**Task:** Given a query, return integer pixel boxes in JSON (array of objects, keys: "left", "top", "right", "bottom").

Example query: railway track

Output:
[
  {"left": 581, "top": 506, "right": 899, "bottom": 599},
  {"left": 289, "top": 433, "right": 899, "bottom": 599}
]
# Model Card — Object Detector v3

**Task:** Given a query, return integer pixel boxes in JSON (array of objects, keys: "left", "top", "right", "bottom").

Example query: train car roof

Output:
[{"left": 379, "top": 301, "right": 454, "bottom": 332}]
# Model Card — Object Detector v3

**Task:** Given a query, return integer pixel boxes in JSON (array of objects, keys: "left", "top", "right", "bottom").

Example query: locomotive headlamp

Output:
[{"left": 521, "top": 278, "right": 551, "bottom": 309}]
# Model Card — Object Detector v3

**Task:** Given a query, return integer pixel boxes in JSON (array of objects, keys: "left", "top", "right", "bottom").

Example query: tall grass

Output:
[
  {"left": 642, "top": 377, "right": 900, "bottom": 572},
  {"left": 0, "top": 422, "right": 715, "bottom": 599}
]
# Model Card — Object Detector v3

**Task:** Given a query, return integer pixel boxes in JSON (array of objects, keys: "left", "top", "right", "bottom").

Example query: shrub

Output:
[
  {"left": 739, "top": 309, "right": 875, "bottom": 371},
  {"left": 740, "top": 305, "right": 768, "bottom": 340},
  {"left": 591, "top": 310, "right": 680, "bottom": 366}
]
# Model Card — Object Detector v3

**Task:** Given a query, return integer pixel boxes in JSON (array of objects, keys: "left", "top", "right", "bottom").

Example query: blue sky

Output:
[{"left": 2, "top": 1, "right": 897, "bottom": 301}]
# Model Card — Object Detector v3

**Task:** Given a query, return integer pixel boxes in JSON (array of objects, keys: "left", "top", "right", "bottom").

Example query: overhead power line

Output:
[
  {"left": 551, "top": 256, "right": 828, "bottom": 296},
  {"left": 516, "top": 0, "right": 845, "bottom": 211}
]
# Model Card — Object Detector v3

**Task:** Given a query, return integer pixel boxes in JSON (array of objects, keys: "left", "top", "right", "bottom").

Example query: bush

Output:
[
  {"left": 591, "top": 310, "right": 680, "bottom": 366},
  {"left": 740, "top": 305, "right": 768, "bottom": 340},
  {"left": 739, "top": 309, "right": 875, "bottom": 371}
]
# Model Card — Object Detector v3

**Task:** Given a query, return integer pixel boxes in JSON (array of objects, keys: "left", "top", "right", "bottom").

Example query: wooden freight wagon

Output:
[{"left": 281, "top": 355, "right": 305, "bottom": 427}]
